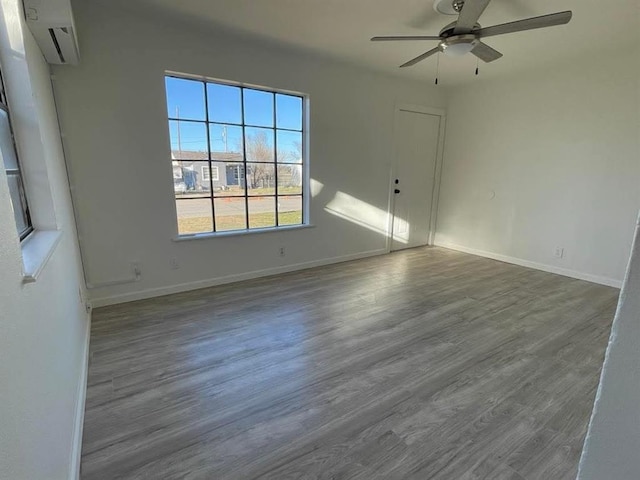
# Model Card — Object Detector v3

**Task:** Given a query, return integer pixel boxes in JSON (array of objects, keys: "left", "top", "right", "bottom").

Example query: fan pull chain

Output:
[
  {"left": 435, "top": 52, "right": 440, "bottom": 85},
  {"left": 475, "top": 57, "right": 479, "bottom": 76}
]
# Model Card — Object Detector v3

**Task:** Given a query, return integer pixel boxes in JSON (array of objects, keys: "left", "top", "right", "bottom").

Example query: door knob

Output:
[{"left": 394, "top": 189, "right": 400, "bottom": 194}]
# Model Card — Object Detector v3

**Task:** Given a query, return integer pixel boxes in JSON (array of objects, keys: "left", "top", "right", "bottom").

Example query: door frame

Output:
[{"left": 386, "top": 104, "right": 447, "bottom": 252}]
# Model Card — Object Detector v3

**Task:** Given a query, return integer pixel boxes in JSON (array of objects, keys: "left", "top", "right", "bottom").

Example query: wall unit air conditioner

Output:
[{"left": 23, "top": 0, "right": 80, "bottom": 65}]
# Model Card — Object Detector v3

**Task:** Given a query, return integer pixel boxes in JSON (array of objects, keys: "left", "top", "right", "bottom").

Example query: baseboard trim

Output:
[
  {"left": 91, "top": 248, "right": 389, "bottom": 307},
  {"left": 69, "top": 312, "right": 91, "bottom": 480},
  {"left": 435, "top": 241, "right": 623, "bottom": 289}
]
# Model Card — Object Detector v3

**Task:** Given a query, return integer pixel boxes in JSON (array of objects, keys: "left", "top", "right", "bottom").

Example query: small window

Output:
[
  {"left": 165, "top": 75, "right": 306, "bottom": 236},
  {"left": 200, "top": 165, "right": 219, "bottom": 183},
  {"left": 0, "top": 69, "right": 32, "bottom": 240}
]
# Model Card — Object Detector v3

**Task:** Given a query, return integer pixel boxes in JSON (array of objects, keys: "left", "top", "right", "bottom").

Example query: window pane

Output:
[
  {"left": 243, "top": 89, "right": 274, "bottom": 127},
  {"left": 172, "top": 161, "right": 210, "bottom": 197},
  {"left": 278, "top": 195, "right": 302, "bottom": 226},
  {"left": 210, "top": 124, "right": 243, "bottom": 156},
  {"left": 0, "top": 109, "right": 18, "bottom": 170},
  {"left": 215, "top": 197, "right": 247, "bottom": 231},
  {"left": 7, "top": 173, "right": 29, "bottom": 235},
  {"left": 248, "top": 196, "right": 275, "bottom": 229},
  {"left": 214, "top": 163, "right": 245, "bottom": 197},
  {"left": 211, "top": 165, "right": 220, "bottom": 182},
  {"left": 246, "top": 163, "right": 275, "bottom": 195},
  {"left": 169, "top": 121, "right": 208, "bottom": 156},
  {"left": 276, "top": 130, "right": 302, "bottom": 164},
  {"left": 207, "top": 83, "right": 241, "bottom": 124},
  {"left": 276, "top": 94, "right": 302, "bottom": 131},
  {"left": 245, "top": 127, "right": 274, "bottom": 163},
  {"left": 176, "top": 198, "right": 213, "bottom": 235},
  {"left": 165, "top": 77, "right": 205, "bottom": 121},
  {"left": 277, "top": 164, "right": 302, "bottom": 195}
]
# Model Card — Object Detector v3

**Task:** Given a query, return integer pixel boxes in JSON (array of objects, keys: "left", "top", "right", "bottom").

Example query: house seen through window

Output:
[
  {"left": 0, "top": 68, "right": 32, "bottom": 241},
  {"left": 165, "top": 75, "right": 305, "bottom": 235}
]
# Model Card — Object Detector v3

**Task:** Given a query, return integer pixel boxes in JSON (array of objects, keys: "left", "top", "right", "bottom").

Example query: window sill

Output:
[
  {"left": 172, "top": 223, "right": 314, "bottom": 242},
  {"left": 21, "top": 230, "right": 62, "bottom": 283}
]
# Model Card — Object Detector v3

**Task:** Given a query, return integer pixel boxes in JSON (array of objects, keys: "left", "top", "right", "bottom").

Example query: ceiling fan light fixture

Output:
[
  {"left": 440, "top": 35, "right": 478, "bottom": 57},
  {"left": 441, "top": 41, "right": 474, "bottom": 56}
]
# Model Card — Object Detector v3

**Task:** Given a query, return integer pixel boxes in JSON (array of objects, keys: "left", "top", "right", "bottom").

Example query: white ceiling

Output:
[{"left": 132, "top": 0, "right": 639, "bottom": 85}]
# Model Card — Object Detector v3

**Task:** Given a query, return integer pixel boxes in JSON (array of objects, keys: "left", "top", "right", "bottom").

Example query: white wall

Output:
[
  {"left": 52, "top": 0, "right": 446, "bottom": 306},
  {"left": 0, "top": 0, "right": 90, "bottom": 479},
  {"left": 435, "top": 48, "right": 640, "bottom": 286},
  {"left": 578, "top": 211, "right": 640, "bottom": 479}
]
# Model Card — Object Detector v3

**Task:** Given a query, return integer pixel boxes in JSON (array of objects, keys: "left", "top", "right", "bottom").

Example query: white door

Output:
[{"left": 391, "top": 109, "right": 441, "bottom": 251}]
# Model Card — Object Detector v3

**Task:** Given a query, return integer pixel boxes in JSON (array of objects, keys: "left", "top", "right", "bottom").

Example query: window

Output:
[
  {"left": 0, "top": 69, "right": 32, "bottom": 240},
  {"left": 201, "top": 165, "right": 219, "bottom": 182},
  {"left": 165, "top": 75, "right": 305, "bottom": 235}
]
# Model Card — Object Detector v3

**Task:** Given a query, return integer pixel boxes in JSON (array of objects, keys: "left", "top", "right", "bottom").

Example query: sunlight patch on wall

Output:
[
  {"left": 1, "top": 0, "right": 25, "bottom": 53},
  {"left": 310, "top": 178, "right": 324, "bottom": 198},
  {"left": 325, "top": 191, "right": 407, "bottom": 244}
]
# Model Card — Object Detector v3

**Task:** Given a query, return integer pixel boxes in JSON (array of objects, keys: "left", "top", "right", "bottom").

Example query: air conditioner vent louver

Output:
[
  {"left": 48, "top": 28, "right": 65, "bottom": 64},
  {"left": 24, "top": 0, "right": 80, "bottom": 66}
]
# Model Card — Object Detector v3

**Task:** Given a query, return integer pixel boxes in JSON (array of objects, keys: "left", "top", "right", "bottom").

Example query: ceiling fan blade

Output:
[
  {"left": 399, "top": 47, "right": 441, "bottom": 68},
  {"left": 454, "top": 0, "right": 492, "bottom": 34},
  {"left": 471, "top": 42, "right": 503, "bottom": 62},
  {"left": 371, "top": 36, "right": 441, "bottom": 42},
  {"left": 476, "top": 11, "right": 572, "bottom": 38}
]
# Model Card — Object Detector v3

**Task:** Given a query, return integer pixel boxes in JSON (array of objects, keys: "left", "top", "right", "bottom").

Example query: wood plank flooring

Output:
[{"left": 82, "top": 247, "right": 619, "bottom": 479}]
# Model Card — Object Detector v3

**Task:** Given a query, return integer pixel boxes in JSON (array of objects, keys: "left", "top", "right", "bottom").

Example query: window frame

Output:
[
  {"left": 0, "top": 68, "right": 33, "bottom": 241},
  {"left": 165, "top": 73, "right": 308, "bottom": 237}
]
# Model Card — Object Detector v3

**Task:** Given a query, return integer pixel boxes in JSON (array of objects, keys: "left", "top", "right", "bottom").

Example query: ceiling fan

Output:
[{"left": 371, "top": 0, "right": 572, "bottom": 68}]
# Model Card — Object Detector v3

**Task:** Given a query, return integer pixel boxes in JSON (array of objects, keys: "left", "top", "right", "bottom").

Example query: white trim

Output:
[
  {"left": 21, "top": 229, "right": 62, "bottom": 283},
  {"left": 211, "top": 165, "right": 219, "bottom": 181},
  {"left": 429, "top": 113, "right": 447, "bottom": 246},
  {"left": 173, "top": 223, "right": 314, "bottom": 242},
  {"left": 165, "top": 70, "right": 308, "bottom": 98},
  {"left": 68, "top": 313, "right": 91, "bottom": 480},
  {"left": 91, "top": 248, "right": 388, "bottom": 307},
  {"left": 435, "top": 241, "right": 623, "bottom": 289},
  {"left": 384, "top": 163, "right": 395, "bottom": 253}
]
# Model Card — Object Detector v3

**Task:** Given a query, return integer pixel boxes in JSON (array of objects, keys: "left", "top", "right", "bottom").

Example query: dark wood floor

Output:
[{"left": 82, "top": 247, "right": 618, "bottom": 479}]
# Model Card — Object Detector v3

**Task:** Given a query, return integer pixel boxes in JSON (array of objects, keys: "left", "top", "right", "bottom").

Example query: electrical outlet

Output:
[
  {"left": 279, "top": 246, "right": 286, "bottom": 257},
  {"left": 554, "top": 247, "right": 564, "bottom": 259},
  {"left": 132, "top": 261, "right": 142, "bottom": 280},
  {"left": 170, "top": 258, "right": 180, "bottom": 270}
]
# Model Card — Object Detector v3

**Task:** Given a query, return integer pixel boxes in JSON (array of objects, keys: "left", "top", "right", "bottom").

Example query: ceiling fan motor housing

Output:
[{"left": 439, "top": 21, "right": 481, "bottom": 38}]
